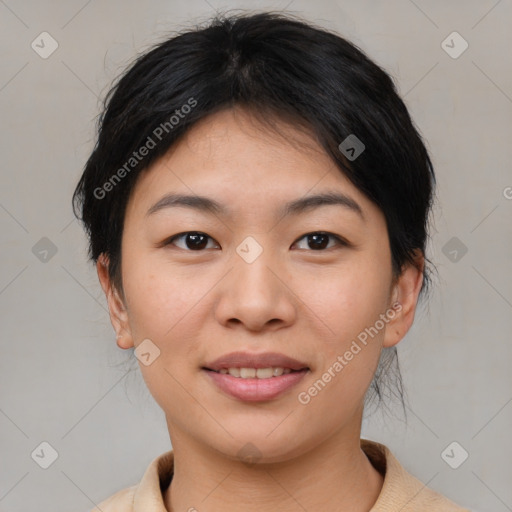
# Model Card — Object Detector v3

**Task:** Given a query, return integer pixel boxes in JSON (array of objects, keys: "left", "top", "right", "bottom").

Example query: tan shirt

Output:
[{"left": 91, "top": 439, "right": 470, "bottom": 511}]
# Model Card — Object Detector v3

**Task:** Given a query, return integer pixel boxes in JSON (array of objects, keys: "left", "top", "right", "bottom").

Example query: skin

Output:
[{"left": 97, "top": 107, "right": 424, "bottom": 512}]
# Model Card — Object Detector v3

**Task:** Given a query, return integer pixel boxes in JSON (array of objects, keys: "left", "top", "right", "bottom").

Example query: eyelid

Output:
[
  {"left": 162, "top": 231, "right": 219, "bottom": 250},
  {"left": 292, "top": 231, "right": 350, "bottom": 250},
  {"left": 162, "top": 231, "right": 350, "bottom": 251}
]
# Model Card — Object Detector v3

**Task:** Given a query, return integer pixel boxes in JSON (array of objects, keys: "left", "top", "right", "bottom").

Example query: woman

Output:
[{"left": 73, "top": 11, "right": 470, "bottom": 512}]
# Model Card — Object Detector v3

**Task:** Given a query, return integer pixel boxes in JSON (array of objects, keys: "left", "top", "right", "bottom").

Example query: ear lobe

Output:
[
  {"left": 382, "top": 252, "right": 425, "bottom": 348},
  {"left": 96, "top": 253, "right": 134, "bottom": 350}
]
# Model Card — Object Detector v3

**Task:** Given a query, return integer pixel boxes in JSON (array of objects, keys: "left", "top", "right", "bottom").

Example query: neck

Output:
[{"left": 163, "top": 422, "right": 383, "bottom": 512}]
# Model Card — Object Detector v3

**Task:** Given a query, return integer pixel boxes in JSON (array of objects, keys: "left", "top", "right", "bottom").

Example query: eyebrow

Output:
[{"left": 146, "top": 191, "right": 365, "bottom": 221}]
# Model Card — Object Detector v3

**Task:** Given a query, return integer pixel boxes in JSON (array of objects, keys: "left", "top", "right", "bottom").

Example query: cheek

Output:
[
  {"left": 121, "top": 257, "right": 205, "bottom": 409},
  {"left": 301, "top": 257, "right": 391, "bottom": 342},
  {"left": 293, "top": 271, "right": 387, "bottom": 426},
  {"left": 122, "top": 253, "right": 202, "bottom": 341},
  {"left": 296, "top": 252, "right": 391, "bottom": 394},
  {"left": 121, "top": 253, "right": 216, "bottom": 382}
]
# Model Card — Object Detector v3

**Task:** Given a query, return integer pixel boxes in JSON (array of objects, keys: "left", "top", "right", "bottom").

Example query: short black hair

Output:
[{"left": 72, "top": 11, "right": 437, "bottom": 417}]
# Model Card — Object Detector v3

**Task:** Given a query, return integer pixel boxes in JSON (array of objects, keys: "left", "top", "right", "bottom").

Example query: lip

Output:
[
  {"left": 203, "top": 351, "right": 309, "bottom": 372},
  {"left": 203, "top": 368, "right": 309, "bottom": 402}
]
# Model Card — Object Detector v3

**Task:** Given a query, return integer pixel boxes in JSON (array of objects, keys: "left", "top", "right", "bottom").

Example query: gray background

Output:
[{"left": 1, "top": 1, "right": 511, "bottom": 511}]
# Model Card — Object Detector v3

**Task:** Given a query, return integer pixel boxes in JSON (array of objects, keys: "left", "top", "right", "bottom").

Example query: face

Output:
[{"left": 98, "top": 107, "right": 422, "bottom": 463}]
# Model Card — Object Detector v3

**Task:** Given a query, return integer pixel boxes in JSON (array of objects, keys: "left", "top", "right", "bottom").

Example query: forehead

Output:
[{"left": 124, "top": 108, "right": 383, "bottom": 226}]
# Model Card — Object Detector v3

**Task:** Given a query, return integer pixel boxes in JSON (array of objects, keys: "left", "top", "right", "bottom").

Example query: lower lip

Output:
[{"left": 203, "top": 369, "right": 309, "bottom": 402}]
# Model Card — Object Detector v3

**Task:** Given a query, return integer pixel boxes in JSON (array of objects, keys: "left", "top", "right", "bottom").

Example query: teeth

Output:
[
  {"left": 240, "top": 368, "right": 256, "bottom": 378},
  {"left": 217, "top": 367, "right": 296, "bottom": 379}
]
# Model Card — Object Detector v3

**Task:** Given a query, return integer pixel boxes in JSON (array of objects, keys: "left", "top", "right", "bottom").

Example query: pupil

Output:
[
  {"left": 184, "top": 233, "right": 329, "bottom": 250},
  {"left": 309, "top": 233, "right": 328, "bottom": 250},
  {"left": 187, "top": 232, "right": 207, "bottom": 250}
]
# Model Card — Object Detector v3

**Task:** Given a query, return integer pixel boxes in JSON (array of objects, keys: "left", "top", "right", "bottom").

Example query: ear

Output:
[
  {"left": 96, "top": 253, "right": 134, "bottom": 350},
  {"left": 382, "top": 251, "right": 425, "bottom": 348}
]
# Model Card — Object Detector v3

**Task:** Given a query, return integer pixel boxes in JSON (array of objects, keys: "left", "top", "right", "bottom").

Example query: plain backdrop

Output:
[{"left": 1, "top": 1, "right": 511, "bottom": 511}]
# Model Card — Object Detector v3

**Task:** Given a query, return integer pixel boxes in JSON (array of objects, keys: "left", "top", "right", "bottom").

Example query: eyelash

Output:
[{"left": 162, "top": 231, "right": 349, "bottom": 252}]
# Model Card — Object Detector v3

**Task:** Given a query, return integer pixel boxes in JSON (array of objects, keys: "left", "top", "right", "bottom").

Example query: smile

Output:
[
  {"left": 208, "top": 367, "right": 300, "bottom": 379},
  {"left": 203, "top": 367, "right": 309, "bottom": 401}
]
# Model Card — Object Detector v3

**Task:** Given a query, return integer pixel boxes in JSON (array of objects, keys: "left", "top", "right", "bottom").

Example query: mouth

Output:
[
  {"left": 202, "top": 368, "right": 310, "bottom": 403},
  {"left": 201, "top": 351, "right": 310, "bottom": 401},
  {"left": 203, "top": 350, "right": 310, "bottom": 373},
  {"left": 202, "top": 367, "right": 309, "bottom": 379}
]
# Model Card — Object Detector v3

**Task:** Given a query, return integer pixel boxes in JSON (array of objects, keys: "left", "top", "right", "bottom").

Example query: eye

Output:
[
  {"left": 292, "top": 231, "right": 348, "bottom": 251},
  {"left": 162, "top": 231, "right": 349, "bottom": 252},
  {"left": 164, "top": 231, "right": 220, "bottom": 251}
]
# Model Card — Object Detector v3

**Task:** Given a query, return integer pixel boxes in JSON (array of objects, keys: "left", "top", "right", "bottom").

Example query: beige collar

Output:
[{"left": 113, "top": 439, "right": 468, "bottom": 511}]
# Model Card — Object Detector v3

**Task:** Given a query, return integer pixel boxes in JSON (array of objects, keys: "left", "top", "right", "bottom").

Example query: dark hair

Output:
[{"left": 72, "top": 11, "right": 437, "bottom": 418}]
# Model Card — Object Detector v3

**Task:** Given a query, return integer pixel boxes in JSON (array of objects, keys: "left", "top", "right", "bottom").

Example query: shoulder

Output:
[
  {"left": 88, "top": 449, "right": 174, "bottom": 512},
  {"left": 361, "top": 439, "right": 471, "bottom": 512},
  {"left": 90, "top": 484, "right": 137, "bottom": 512}
]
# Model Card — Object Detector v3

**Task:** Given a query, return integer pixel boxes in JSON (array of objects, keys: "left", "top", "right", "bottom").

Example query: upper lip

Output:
[{"left": 203, "top": 351, "right": 309, "bottom": 371}]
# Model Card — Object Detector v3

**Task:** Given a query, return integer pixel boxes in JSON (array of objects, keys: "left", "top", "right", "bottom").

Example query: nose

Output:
[{"left": 214, "top": 240, "right": 296, "bottom": 332}]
